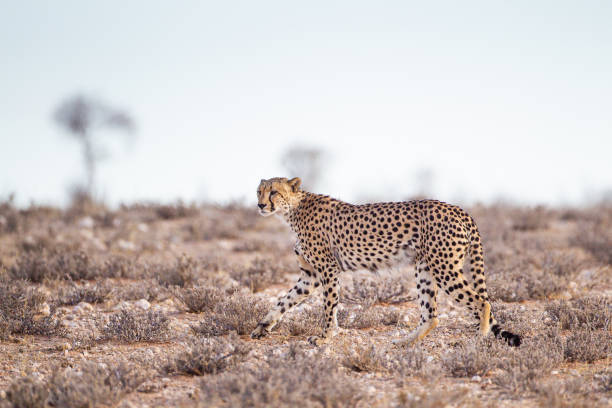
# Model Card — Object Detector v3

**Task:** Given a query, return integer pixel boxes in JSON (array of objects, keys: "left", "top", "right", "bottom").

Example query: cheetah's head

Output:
[{"left": 257, "top": 177, "right": 302, "bottom": 216}]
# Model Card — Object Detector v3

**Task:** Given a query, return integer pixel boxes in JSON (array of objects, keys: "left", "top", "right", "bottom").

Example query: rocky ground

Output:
[{"left": 0, "top": 199, "right": 610, "bottom": 407}]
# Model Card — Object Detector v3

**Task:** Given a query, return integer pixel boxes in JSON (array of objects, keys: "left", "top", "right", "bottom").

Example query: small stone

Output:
[
  {"left": 38, "top": 302, "right": 51, "bottom": 317},
  {"left": 0, "top": 390, "right": 6, "bottom": 399},
  {"left": 75, "top": 302, "right": 94, "bottom": 315},
  {"left": 117, "top": 239, "right": 136, "bottom": 251},
  {"left": 137, "top": 223, "right": 149, "bottom": 232},
  {"left": 78, "top": 216, "right": 95, "bottom": 228},
  {"left": 471, "top": 375, "right": 481, "bottom": 382},
  {"left": 134, "top": 299, "right": 151, "bottom": 310},
  {"left": 551, "top": 370, "right": 559, "bottom": 375}
]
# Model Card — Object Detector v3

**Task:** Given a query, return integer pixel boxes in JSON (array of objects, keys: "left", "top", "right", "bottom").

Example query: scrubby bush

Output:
[
  {"left": 197, "top": 345, "right": 367, "bottom": 408},
  {"left": 9, "top": 251, "right": 135, "bottom": 282},
  {"left": 173, "top": 285, "right": 227, "bottom": 313},
  {"left": 546, "top": 297, "right": 611, "bottom": 331},
  {"left": 0, "top": 280, "right": 64, "bottom": 338},
  {"left": 342, "top": 274, "right": 414, "bottom": 305},
  {"left": 165, "top": 333, "right": 250, "bottom": 376},
  {"left": 3, "top": 361, "right": 147, "bottom": 408},
  {"left": 563, "top": 329, "right": 611, "bottom": 363},
  {"left": 229, "top": 257, "right": 287, "bottom": 293},
  {"left": 101, "top": 310, "right": 170, "bottom": 342},
  {"left": 191, "top": 293, "right": 268, "bottom": 336},
  {"left": 148, "top": 255, "right": 198, "bottom": 288}
]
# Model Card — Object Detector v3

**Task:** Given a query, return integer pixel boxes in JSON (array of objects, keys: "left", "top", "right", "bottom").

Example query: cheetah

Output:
[{"left": 250, "top": 177, "right": 521, "bottom": 347}]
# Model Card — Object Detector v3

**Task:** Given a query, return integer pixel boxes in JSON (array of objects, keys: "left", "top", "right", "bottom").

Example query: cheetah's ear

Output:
[{"left": 288, "top": 177, "right": 301, "bottom": 192}]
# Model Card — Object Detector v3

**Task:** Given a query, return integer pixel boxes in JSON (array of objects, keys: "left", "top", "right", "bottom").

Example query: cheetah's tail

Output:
[{"left": 490, "top": 317, "right": 522, "bottom": 347}]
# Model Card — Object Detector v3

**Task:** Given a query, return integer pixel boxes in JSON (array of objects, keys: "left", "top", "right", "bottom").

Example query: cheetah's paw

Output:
[{"left": 250, "top": 323, "right": 270, "bottom": 339}]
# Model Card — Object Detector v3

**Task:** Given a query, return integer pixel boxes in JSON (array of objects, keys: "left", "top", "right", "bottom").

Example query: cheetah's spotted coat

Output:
[{"left": 250, "top": 177, "right": 521, "bottom": 347}]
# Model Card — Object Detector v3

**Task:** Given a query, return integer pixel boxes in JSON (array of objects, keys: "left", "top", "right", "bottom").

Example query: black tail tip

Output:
[
  {"left": 492, "top": 325, "right": 521, "bottom": 347},
  {"left": 501, "top": 330, "right": 522, "bottom": 347}
]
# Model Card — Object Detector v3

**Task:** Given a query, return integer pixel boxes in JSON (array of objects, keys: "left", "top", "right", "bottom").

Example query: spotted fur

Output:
[{"left": 250, "top": 177, "right": 521, "bottom": 347}]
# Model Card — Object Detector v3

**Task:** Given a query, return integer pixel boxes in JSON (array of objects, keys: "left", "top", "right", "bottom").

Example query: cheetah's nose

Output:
[{"left": 258, "top": 204, "right": 266, "bottom": 209}]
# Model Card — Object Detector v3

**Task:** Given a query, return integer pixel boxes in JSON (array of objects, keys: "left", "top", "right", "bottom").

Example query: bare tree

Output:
[
  {"left": 280, "top": 146, "right": 325, "bottom": 191},
  {"left": 54, "top": 95, "right": 134, "bottom": 198}
]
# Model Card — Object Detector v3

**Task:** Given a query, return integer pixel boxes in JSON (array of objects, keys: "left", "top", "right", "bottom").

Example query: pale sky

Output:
[{"left": 1, "top": 1, "right": 611, "bottom": 207}]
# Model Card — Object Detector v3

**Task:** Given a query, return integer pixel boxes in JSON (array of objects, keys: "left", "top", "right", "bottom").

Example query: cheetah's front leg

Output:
[
  {"left": 251, "top": 255, "right": 316, "bottom": 339},
  {"left": 308, "top": 268, "right": 340, "bottom": 346}
]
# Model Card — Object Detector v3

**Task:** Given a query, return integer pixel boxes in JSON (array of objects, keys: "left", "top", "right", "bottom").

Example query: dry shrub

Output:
[
  {"left": 0, "top": 280, "right": 64, "bottom": 339},
  {"left": 9, "top": 251, "right": 135, "bottom": 282},
  {"left": 191, "top": 292, "right": 268, "bottom": 336},
  {"left": 338, "top": 305, "right": 401, "bottom": 329},
  {"left": 572, "top": 222, "right": 612, "bottom": 265},
  {"left": 277, "top": 307, "right": 324, "bottom": 337},
  {"left": 563, "top": 329, "right": 611, "bottom": 363},
  {"left": 229, "top": 257, "right": 286, "bottom": 292},
  {"left": 173, "top": 285, "right": 228, "bottom": 313},
  {"left": 165, "top": 333, "right": 251, "bottom": 376},
  {"left": 510, "top": 206, "right": 552, "bottom": 231},
  {"left": 155, "top": 201, "right": 200, "bottom": 220},
  {"left": 197, "top": 345, "right": 367, "bottom": 408},
  {"left": 101, "top": 310, "right": 170, "bottom": 342},
  {"left": 441, "top": 337, "right": 502, "bottom": 378},
  {"left": 342, "top": 274, "right": 414, "bottom": 305},
  {"left": 0, "top": 197, "right": 20, "bottom": 234},
  {"left": 57, "top": 281, "right": 112, "bottom": 306},
  {"left": 148, "top": 255, "right": 198, "bottom": 288},
  {"left": 109, "top": 279, "right": 165, "bottom": 302},
  {"left": 487, "top": 260, "right": 567, "bottom": 302},
  {"left": 3, "top": 361, "right": 147, "bottom": 408},
  {"left": 394, "top": 388, "right": 470, "bottom": 408},
  {"left": 493, "top": 329, "right": 564, "bottom": 394},
  {"left": 546, "top": 297, "right": 611, "bottom": 331},
  {"left": 534, "top": 377, "right": 599, "bottom": 408},
  {"left": 340, "top": 341, "right": 436, "bottom": 378},
  {"left": 185, "top": 205, "right": 260, "bottom": 241},
  {"left": 341, "top": 343, "right": 388, "bottom": 373}
]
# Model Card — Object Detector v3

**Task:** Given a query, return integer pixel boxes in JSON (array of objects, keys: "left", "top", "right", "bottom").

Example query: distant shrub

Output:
[
  {"left": 148, "top": 255, "right": 198, "bottom": 288},
  {"left": 58, "top": 281, "right": 112, "bottom": 306},
  {"left": 229, "top": 257, "right": 287, "bottom": 293},
  {"left": 9, "top": 251, "right": 136, "bottom": 282},
  {"left": 572, "top": 222, "right": 612, "bottom": 265},
  {"left": 155, "top": 201, "right": 200, "bottom": 220},
  {"left": 173, "top": 285, "right": 228, "bottom": 313},
  {"left": 510, "top": 206, "right": 552, "bottom": 231},
  {"left": 101, "top": 310, "right": 170, "bottom": 342}
]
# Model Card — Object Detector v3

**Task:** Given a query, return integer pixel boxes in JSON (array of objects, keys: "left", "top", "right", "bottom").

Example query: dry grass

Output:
[{"left": 1, "top": 201, "right": 611, "bottom": 407}]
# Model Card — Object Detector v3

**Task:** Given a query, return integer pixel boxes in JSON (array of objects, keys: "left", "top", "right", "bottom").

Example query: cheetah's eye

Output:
[{"left": 270, "top": 190, "right": 278, "bottom": 196}]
